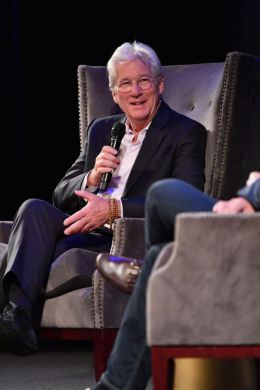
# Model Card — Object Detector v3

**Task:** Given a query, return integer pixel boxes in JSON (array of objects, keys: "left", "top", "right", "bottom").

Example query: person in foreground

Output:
[
  {"left": 0, "top": 41, "right": 207, "bottom": 355},
  {"left": 86, "top": 171, "right": 260, "bottom": 390}
]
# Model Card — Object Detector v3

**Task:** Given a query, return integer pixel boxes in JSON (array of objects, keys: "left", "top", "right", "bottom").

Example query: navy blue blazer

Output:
[{"left": 53, "top": 100, "right": 207, "bottom": 217}]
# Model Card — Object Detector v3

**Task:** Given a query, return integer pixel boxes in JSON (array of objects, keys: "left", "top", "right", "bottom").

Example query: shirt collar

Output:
[{"left": 125, "top": 120, "right": 151, "bottom": 135}]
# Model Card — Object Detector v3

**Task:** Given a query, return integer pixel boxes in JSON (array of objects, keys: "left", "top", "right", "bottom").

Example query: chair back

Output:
[{"left": 77, "top": 52, "right": 260, "bottom": 199}]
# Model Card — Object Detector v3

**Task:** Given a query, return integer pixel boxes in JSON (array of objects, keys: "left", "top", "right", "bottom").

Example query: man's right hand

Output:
[{"left": 87, "top": 145, "right": 120, "bottom": 187}]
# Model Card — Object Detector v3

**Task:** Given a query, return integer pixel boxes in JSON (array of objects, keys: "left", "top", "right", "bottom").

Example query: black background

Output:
[{"left": 1, "top": 0, "right": 260, "bottom": 219}]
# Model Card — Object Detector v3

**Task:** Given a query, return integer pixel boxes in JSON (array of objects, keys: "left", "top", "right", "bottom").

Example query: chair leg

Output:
[
  {"left": 254, "top": 358, "right": 260, "bottom": 390},
  {"left": 92, "top": 328, "right": 118, "bottom": 381},
  {"left": 38, "top": 327, "right": 118, "bottom": 381},
  {"left": 151, "top": 347, "right": 174, "bottom": 390}
]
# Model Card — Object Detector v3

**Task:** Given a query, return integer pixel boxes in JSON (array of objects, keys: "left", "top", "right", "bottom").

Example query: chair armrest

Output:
[
  {"left": 147, "top": 212, "right": 260, "bottom": 346},
  {"left": 152, "top": 242, "right": 175, "bottom": 272},
  {"left": 110, "top": 217, "right": 145, "bottom": 258},
  {"left": 0, "top": 221, "right": 13, "bottom": 243},
  {"left": 91, "top": 217, "right": 145, "bottom": 328},
  {"left": 92, "top": 269, "right": 130, "bottom": 328}
]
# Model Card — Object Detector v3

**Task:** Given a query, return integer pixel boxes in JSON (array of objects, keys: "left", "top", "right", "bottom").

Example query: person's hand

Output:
[
  {"left": 246, "top": 171, "right": 260, "bottom": 186},
  {"left": 212, "top": 197, "right": 255, "bottom": 214},
  {"left": 63, "top": 190, "right": 109, "bottom": 234},
  {"left": 87, "top": 145, "right": 120, "bottom": 187}
]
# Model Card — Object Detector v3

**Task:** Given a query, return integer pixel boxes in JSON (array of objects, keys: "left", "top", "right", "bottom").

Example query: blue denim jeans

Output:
[{"left": 98, "top": 179, "right": 217, "bottom": 390}]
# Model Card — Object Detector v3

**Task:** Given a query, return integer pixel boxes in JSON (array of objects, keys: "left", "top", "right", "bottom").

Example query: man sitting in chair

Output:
[
  {"left": 86, "top": 171, "right": 260, "bottom": 390},
  {"left": 0, "top": 41, "right": 207, "bottom": 355}
]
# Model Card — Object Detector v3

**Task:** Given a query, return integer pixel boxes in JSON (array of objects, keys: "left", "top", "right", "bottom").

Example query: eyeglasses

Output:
[{"left": 116, "top": 77, "right": 155, "bottom": 93}]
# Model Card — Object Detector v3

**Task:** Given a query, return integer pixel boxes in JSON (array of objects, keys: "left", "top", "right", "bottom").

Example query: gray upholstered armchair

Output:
[
  {"left": 0, "top": 51, "right": 260, "bottom": 380},
  {"left": 147, "top": 213, "right": 260, "bottom": 390}
]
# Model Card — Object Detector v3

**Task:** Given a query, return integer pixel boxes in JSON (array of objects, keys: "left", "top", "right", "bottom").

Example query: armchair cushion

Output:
[
  {"left": 43, "top": 248, "right": 97, "bottom": 299},
  {"left": 41, "top": 287, "right": 94, "bottom": 328},
  {"left": 0, "top": 243, "right": 8, "bottom": 261},
  {"left": 0, "top": 221, "right": 13, "bottom": 244}
]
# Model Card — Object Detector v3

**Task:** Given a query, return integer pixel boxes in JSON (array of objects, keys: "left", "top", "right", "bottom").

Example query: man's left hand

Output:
[{"left": 63, "top": 190, "right": 109, "bottom": 235}]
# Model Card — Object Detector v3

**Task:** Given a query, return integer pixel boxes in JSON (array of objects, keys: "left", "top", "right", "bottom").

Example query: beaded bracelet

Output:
[{"left": 107, "top": 198, "right": 119, "bottom": 229}]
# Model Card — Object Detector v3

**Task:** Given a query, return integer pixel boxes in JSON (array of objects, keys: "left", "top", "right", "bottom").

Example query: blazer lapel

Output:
[{"left": 123, "top": 101, "right": 173, "bottom": 196}]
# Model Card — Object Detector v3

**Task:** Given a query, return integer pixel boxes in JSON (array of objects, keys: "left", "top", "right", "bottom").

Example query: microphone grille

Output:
[{"left": 111, "top": 122, "right": 126, "bottom": 139}]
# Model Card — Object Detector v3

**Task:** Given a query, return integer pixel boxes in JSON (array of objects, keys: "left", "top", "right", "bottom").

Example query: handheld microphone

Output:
[{"left": 99, "top": 122, "right": 126, "bottom": 192}]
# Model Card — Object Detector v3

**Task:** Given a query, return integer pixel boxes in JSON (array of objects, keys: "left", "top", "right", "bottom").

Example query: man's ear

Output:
[
  {"left": 112, "top": 90, "right": 118, "bottom": 104},
  {"left": 158, "top": 77, "right": 165, "bottom": 95}
]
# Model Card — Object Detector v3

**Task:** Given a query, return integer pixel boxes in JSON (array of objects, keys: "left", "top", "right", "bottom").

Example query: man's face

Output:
[{"left": 112, "top": 59, "right": 164, "bottom": 131}]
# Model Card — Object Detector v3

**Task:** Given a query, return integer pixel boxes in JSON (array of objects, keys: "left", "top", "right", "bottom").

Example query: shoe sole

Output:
[
  {"left": 0, "top": 323, "right": 39, "bottom": 356},
  {"left": 0, "top": 330, "right": 18, "bottom": 352}
]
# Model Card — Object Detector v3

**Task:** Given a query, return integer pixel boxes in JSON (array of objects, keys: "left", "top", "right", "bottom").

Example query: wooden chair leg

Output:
[
  {"left": 151, "top": 347, "right": 174, "bottom": 390},
  {"left": 92, "top": 329, "right": 118, "bottom": 381},
  {"left": 39, "top": 327, "right": 118, "bottom": 381},
  {"left": 254, "top": 358, "right": 260, "bottom": 390}
]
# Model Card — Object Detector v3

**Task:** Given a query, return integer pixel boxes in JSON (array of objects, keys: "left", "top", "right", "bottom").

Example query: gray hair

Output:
[{"left": 107, "top": 41, "right": 163, "bottom": 90}]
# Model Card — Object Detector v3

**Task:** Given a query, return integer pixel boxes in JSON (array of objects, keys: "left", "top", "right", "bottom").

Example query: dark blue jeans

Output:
[{"left": 99, "top": 179, "right": 216, "bottom": 390}]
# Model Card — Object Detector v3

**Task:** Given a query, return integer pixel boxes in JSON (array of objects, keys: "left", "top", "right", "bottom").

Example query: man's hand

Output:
[
  {"left": 213, "top": 197, "right": 255, "bottom": 214},
  {"left": 246, "top": 171, "right": 260, "bottom": 186},
  {"left": 87, "top": 145, "right": 120, "bottom": 187},
  {"left": 63, "top": 190, "right": 109, "bottom": 235}
]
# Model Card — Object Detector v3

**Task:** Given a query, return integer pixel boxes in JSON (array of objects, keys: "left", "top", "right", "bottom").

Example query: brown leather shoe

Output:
[{"left": 96, "top": 253, "right": 143, "bottom": 294}]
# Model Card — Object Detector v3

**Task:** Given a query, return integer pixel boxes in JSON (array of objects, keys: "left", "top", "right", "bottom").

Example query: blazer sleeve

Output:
[
  {"left": 52, "top": 146, "right": 89, "bottom": 214},
  {"left": 52, "top": 116, "right": 119, "bottom": 214}
]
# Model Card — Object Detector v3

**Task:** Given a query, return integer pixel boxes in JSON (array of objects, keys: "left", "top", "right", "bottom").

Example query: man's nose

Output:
[{"left": 130, "top": 81, "right": 142, "bottom": 94}]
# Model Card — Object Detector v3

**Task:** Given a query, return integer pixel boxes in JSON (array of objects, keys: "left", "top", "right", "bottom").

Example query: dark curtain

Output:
[{"left": 0, "top": 2, "right": 27, "bottom": 218}]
